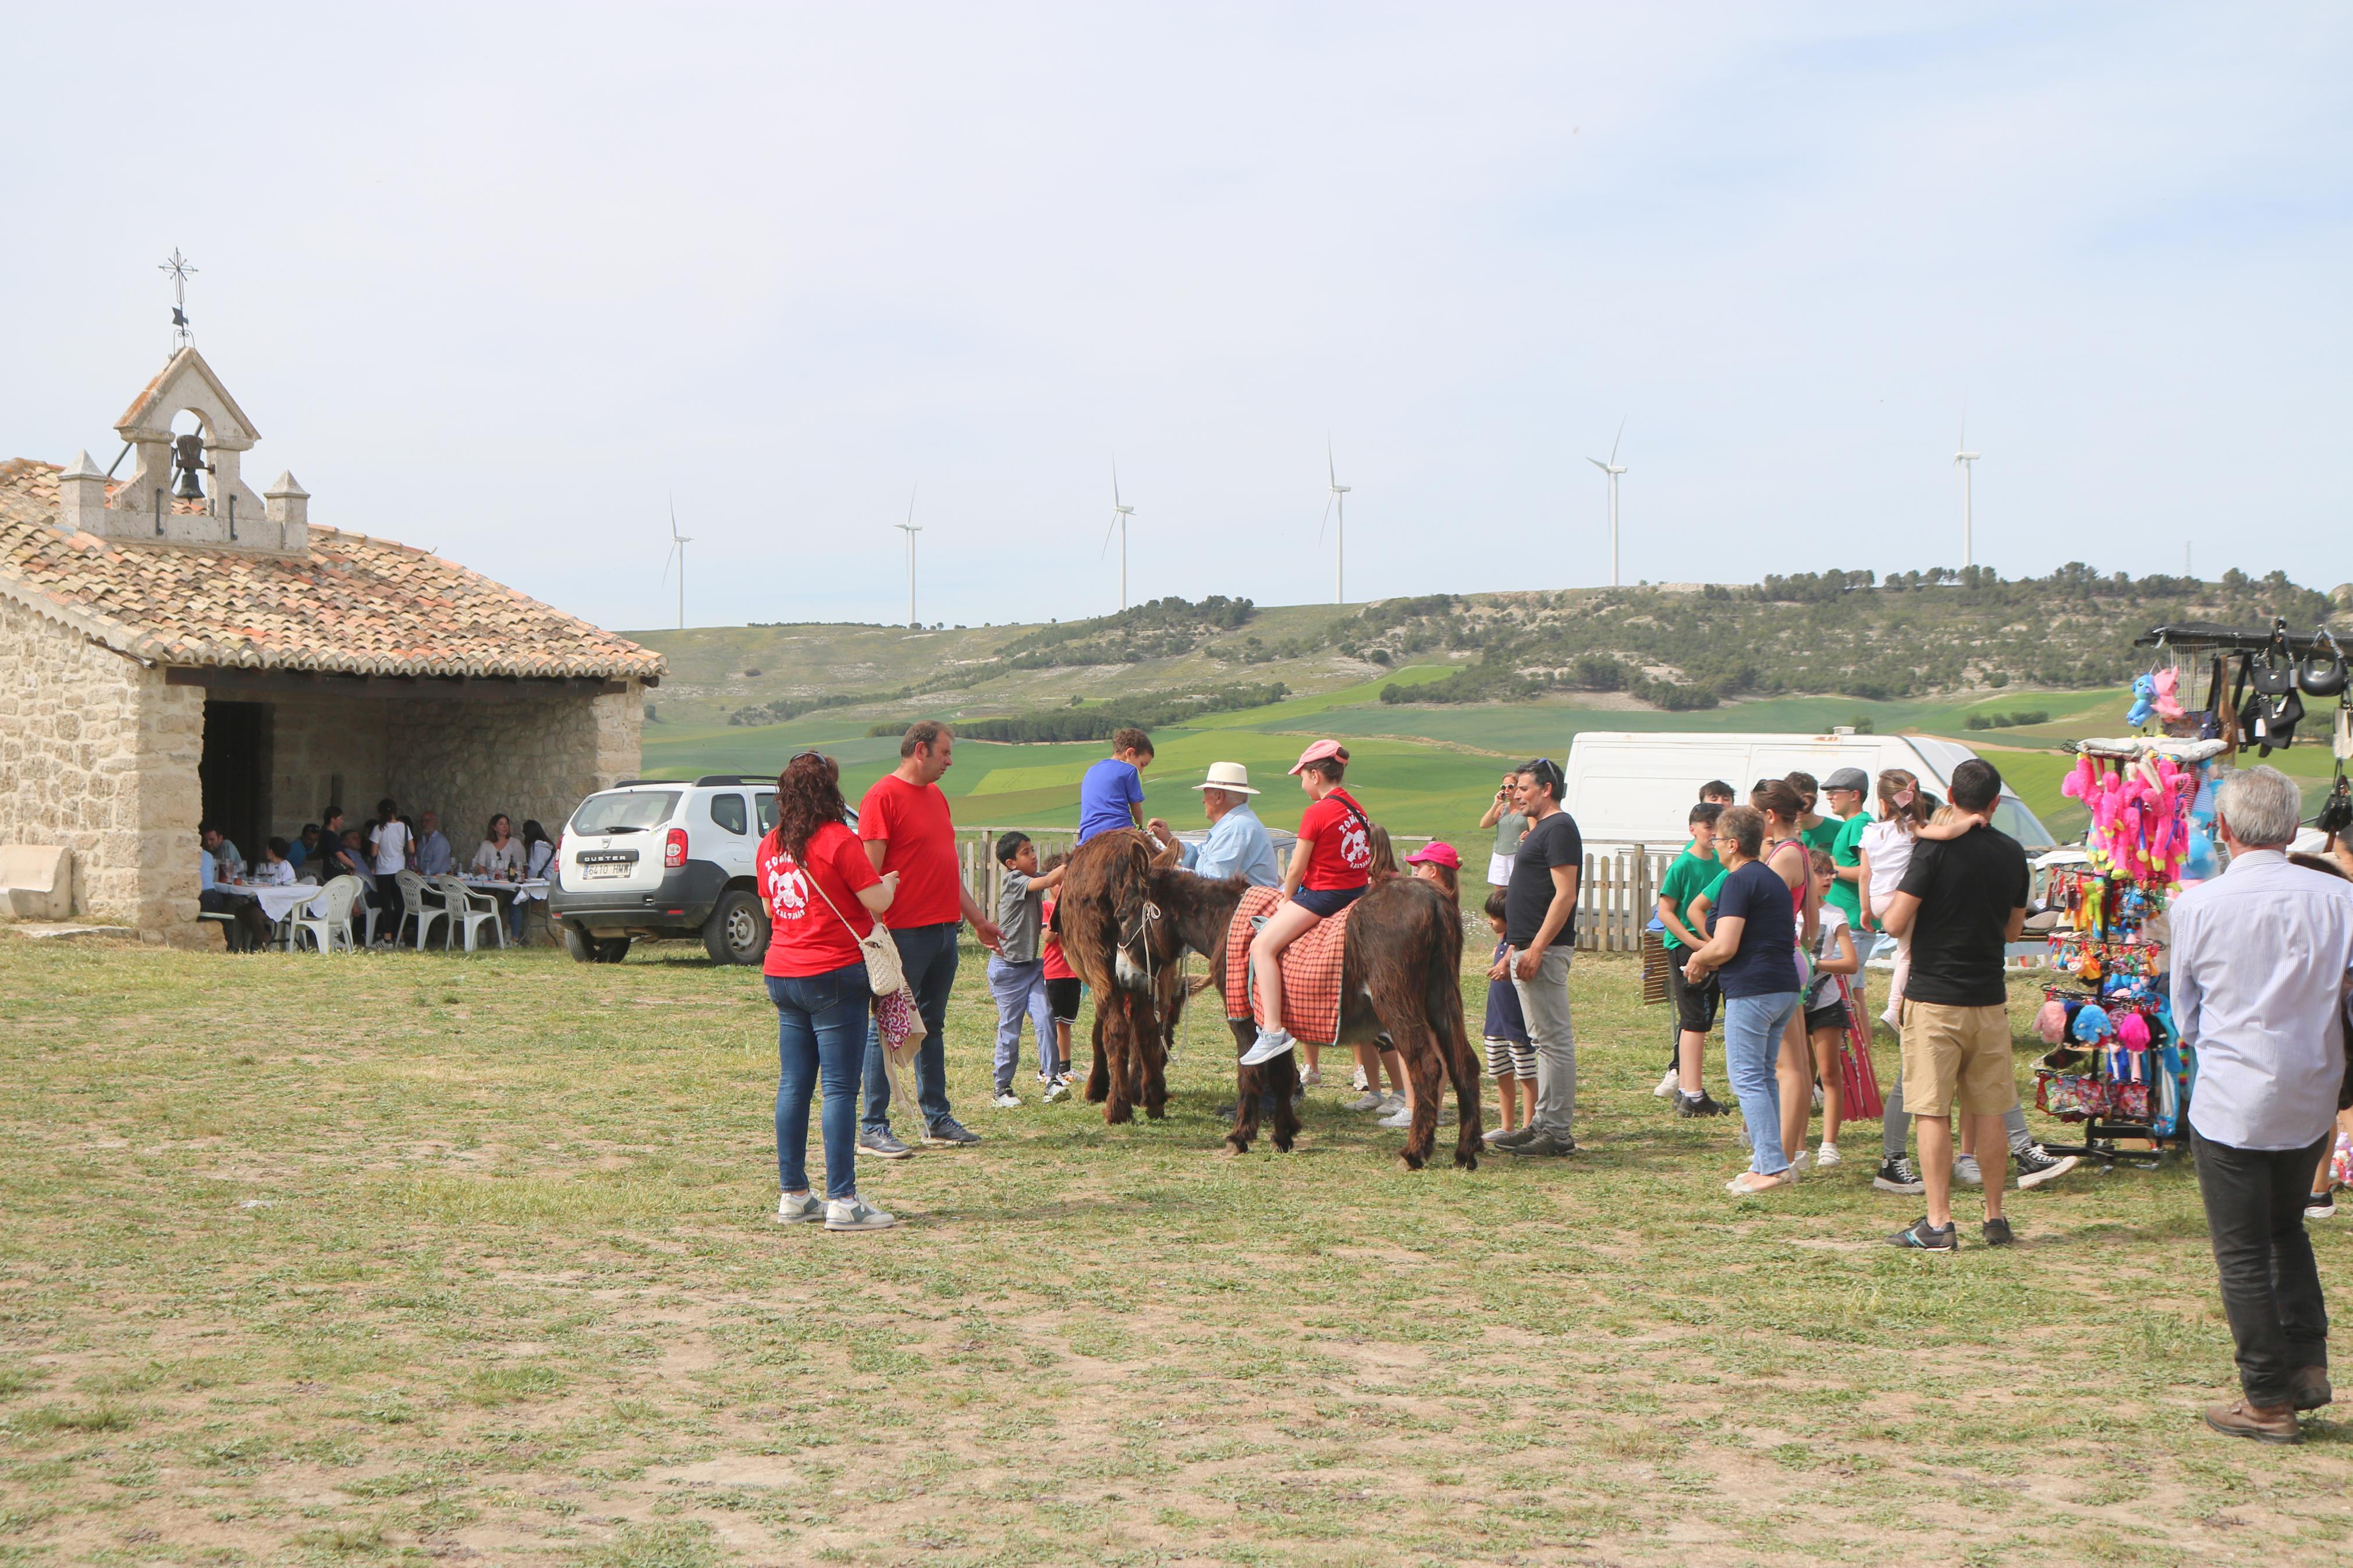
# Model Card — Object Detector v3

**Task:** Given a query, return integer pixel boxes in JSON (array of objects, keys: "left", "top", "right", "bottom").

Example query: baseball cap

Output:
[
  {"left": 1404, "top": 841, "right": 1461, "bottom": 870},
  {"left": 1288, "top": 738, "right": 1346, "bottom": 776}
]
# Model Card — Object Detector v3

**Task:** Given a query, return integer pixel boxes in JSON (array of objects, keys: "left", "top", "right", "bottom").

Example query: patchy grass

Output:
[{"left": 1, "top": 933, "right": 2347, "bottom": 1565}]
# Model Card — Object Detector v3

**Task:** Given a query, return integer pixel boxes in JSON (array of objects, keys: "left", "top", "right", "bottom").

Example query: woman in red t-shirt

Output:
[
  {"left": 1240, "top": 740, "right": 1375, "bottom": 1066},
  {"left": 759, "top": 752, "right": 899, "bottom": 1232}
]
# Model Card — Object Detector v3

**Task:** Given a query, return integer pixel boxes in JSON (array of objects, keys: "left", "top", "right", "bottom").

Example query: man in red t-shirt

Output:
[{"left": 856, "top": 720, "right": 1003, "bottom": 1158}]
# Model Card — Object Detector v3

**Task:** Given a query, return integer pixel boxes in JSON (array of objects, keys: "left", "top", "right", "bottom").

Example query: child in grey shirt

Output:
[{"left": 989, "top": 833, "right": 1067, "bottom": 1105}]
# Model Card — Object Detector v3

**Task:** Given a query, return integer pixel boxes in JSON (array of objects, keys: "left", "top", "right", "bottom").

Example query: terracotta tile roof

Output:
[{"left": 0, "top": 458, "right": 665, "bottom": 682}]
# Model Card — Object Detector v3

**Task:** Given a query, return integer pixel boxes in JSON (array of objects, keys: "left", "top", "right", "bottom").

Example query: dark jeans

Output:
[
  {"left": 2194, "top": 1128, "right": 2331, "bottom": 1406},
  {"left": 861, "top": 922, "right": 961, "bottom": 1136},
  {"left": 769, "top": 963, "right": 870, "bottom": 1200}
]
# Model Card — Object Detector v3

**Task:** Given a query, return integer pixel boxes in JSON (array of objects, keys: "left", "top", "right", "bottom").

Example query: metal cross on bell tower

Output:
[{"left": 159, "top": 247, "right": 197, "bottom": 350}]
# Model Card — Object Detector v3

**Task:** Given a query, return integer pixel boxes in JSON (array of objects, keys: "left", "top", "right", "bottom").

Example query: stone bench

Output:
[{"left": 0, "top": 845, "right": 73, "bottom": 921}]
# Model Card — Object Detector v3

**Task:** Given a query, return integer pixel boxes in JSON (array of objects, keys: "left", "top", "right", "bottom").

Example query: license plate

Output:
[{"left": 584, "top": 861, "right": 630, "bottom": 880}]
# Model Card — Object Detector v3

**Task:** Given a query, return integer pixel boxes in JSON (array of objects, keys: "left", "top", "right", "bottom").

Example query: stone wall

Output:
[
  {"left": 0, "top": 594, "right": 204, "bottom": 936},
  {"left": 258, "top": 681, "right": 644, "bottom": 856}
]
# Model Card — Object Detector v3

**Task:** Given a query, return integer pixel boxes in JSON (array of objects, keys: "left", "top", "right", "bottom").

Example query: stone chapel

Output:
[{"left": 0, "top": 346, "right": 664, "bottom": 940}]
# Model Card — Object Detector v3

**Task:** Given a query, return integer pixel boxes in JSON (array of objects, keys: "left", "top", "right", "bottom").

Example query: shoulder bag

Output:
[{"left": 795, "top": 834, "right": 907, "bottom": 996}]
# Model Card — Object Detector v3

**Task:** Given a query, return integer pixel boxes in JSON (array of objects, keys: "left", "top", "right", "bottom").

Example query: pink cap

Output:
[
  {"left": 1288, "top": 738, "right": 1346, "bottom": 776},
  {"left": 1405, "top": 841, "right": 1461, "bottom": 870}
]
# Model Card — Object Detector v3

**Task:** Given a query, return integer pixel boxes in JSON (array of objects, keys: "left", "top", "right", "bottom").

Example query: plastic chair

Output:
[
  {"left": 434, "top": 876, "right": 507, "bottom": 952},
  {"left": 292, "top": 876, "right": 360, "bottom": 954},
  {"left": 393, "top": 870, "right": 449, "bottom": 950}
]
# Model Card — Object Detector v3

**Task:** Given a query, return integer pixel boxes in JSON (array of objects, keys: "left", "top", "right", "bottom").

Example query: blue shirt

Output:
[
  {"left": 1483, "top": 940, "right": 1529, "bottom": 1042},
  {"left": 198, "top": 849, "right": 216, "bottom": 892},
  {"left": 1710, "top": 859, "right": 1800, "bottom": 998},
  {"left": 416, "top": 831, "right": 454, "bottom": 877},
  {"left": 1178, "top": 801, "right": 1282, "bottom": 887},
  {"left": 1077, "top": 758, "right": 1145, "bottom": 842},
  {"left": 286, "top": 840, "right": 310, "bottom": 870}
]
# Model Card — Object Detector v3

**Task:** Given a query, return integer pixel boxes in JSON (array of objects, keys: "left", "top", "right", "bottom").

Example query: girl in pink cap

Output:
[{"left": 1240, "top": 741, "right": 1374, "bottom": 1066}]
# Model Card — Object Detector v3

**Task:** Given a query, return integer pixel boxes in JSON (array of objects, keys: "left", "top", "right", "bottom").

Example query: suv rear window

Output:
[{"left": 570, "top": 791, "right": 682, "bottom": 835}]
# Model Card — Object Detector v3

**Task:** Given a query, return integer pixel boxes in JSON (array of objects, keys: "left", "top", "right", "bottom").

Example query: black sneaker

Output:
[
  {"left": 2013, "top": 1144, "right": 2079, "bottom": 1190},
  {"left": 923, "top": 1118, "right": 982, "bottom": 1147},
  {"left": 1873, "top": 1154, "right": 1926, "bottom": 1195},
  {"left": 1982, "top": 1217, "right": 2016, "bottom": 1247},
  {"left": 1496, "top": 1132, "right": 1577, "bottom": 1157},
  {"left": 1887, "top": 1215, "right": 1957, "bottom": 1251}
]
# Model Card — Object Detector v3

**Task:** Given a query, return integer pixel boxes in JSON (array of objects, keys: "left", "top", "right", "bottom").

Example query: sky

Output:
[{"left": 3, "top": 4, "right": 2347, "bottom": 633}]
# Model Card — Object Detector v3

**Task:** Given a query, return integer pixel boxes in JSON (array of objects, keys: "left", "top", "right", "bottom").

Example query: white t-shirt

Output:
[
  {"left": 1804, "top": 904, "right": 1850, "bottom": 1005},
  {"left": 372, "top": 819, "right": 411, "bottom": 875},
  {"left": 253, "top": 859, "right": 296, "bottom": 886},
  {"left": 1859, "top": 821, "right": 1918, "bottom": 909}
]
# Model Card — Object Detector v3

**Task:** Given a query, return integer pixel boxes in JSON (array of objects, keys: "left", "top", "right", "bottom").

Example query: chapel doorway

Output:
[{"left": 199, "top": 700, "right": 274, "bottom": 864}]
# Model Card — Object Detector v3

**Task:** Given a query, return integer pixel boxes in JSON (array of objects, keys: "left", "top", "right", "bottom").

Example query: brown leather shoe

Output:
[
  {"left": 2203, "top": 1398, "right": 2302, "bottom": 1444},
  {"left": 2291, "top": 1366, "right": 2333, "bottom": 1411}
]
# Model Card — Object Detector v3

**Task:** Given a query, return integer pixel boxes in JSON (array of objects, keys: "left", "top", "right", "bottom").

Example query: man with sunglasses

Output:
[{"left": 1491, "top": 756, "right": 1583, "bottom": 1159}]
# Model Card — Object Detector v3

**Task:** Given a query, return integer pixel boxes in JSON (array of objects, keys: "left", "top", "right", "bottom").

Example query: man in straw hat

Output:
[{"left": 1147, "top": 762, "right": 1282, "bottom": 888}]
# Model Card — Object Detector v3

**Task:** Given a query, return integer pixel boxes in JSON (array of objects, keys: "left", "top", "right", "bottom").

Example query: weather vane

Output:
[{"left": 159, "top": 247, "right": 197, "bottom": 349}]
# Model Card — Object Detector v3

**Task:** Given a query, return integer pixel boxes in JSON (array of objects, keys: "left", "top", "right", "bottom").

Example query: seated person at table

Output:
[
  {"left": 328, "top": 829, "right": 374, "bottom": 899},
  {"left": 473, "top": 814, "right": 524, "bottom": 877},
  {"left": 414, "top": 811, "right": 455, "bottom": 876},
  {"left": 200, "top": 823, "right": 246, "bottom": 882},
  {"left": 197, "top": 834, "right": 270, "bottom": 952},
  {"left": 286, "top": 823, "right": 322, "bottom": 873},
  {"left": 253, "top": 838, "right": 297, "bottom": 886}
]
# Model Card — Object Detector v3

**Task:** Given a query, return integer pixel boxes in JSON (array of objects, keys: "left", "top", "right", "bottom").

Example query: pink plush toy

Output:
[
  {"left": 2153, "top": 667, "right": 2184, "bottom": 721},
  {"left": 2117, "top": 1012, "right": 2150, "bottom": 1051}
]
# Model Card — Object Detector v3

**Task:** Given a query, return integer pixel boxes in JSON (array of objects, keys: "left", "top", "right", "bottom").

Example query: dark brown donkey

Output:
[
  {"left": 1145, "top": 866, "right": 1486, "bottom": 1169},
  {"left": 1053, "top": 830, "right": 1181, "bottom": 1124}
]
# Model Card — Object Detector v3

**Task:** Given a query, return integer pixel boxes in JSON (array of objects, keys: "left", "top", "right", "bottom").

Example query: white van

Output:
[{"left": 1559, "top": 731, "right": 2057, "bottom": 850}]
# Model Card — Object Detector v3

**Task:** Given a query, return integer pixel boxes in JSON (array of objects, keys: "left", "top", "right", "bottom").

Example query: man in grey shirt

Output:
[
  {"left": 986, "top": 832, "right": 1067, "bottom": 1107},
  {"left": 2173, "top": 766, "right": 2353, "bottom": 1443}
]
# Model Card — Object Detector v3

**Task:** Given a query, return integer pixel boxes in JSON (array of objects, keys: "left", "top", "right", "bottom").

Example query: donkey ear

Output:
[{"left": 1148, "top": 834, "right": 1182, "bottom": 870}]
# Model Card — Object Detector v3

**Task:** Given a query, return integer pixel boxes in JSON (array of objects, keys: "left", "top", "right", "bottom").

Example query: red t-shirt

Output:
[
  {"left": 1298, "top": 787, "right": 1374, "bottom": 891},
  {"left": 1041, "top": 895, "right": 1076, "bottom": 981},
  {"left": 758, "top": 821, "right": 882, "bottom": 977},
  {"left": 857, "top": 773, "right": 962, "bottom": 929}
]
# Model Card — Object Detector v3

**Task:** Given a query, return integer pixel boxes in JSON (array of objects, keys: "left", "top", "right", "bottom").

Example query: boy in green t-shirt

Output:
[
  {"left": 1819, "top": 766, "right": 1873, "bottom": 1021},
  {"left": 1654, "top": 802, "right": 1729, "bottom": 1116}
]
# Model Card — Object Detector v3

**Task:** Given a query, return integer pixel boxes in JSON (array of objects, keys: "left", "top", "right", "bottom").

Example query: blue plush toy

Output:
[
  {"left": 2126, "top": 672, "right": 2158, "bottom": 727},
  {"left": 2071, "top": 1002, "right": 2113, "bottom": 1043}
]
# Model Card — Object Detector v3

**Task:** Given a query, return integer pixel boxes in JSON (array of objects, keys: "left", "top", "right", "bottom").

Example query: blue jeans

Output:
[
  {"left": 986, "top": 956, "right": 1055, "bottom": 1090},
  {"left": 1724, "top": 991, "right": 1801, "bottom": 1176},
  {"left": 768, "top": 963, "right": 870, "bottom": 1200},
  {"left": 862, "top": 922, "right": 961, "bottom": 1135}
]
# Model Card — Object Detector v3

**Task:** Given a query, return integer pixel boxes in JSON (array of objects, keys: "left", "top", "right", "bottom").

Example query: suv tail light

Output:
[{"left": 664, "top": 827, "right": 688, "bottom": 870}]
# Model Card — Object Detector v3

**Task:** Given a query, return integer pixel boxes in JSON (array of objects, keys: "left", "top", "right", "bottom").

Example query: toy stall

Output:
[{"left": 2029, "top": 617, "right": 2351, "bottom": 1167}]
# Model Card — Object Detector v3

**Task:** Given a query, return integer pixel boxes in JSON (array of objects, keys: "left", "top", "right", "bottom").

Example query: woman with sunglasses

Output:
[
  {"left": 761, "top": 751, "right": 901, "bottom": 1232},
  {"left": 1240, "top": 741, "right": 1374, "bottom": 1067}
]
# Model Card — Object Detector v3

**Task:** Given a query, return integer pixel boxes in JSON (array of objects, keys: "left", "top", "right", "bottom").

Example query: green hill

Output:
[{"left": 627, "top": 568, "right": 2348, "bottom": 854}]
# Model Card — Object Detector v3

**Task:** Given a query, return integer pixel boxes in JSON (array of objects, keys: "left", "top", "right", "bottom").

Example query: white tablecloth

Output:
[{"left": 218, "top": 883, "right": 329, "bottom": 923}]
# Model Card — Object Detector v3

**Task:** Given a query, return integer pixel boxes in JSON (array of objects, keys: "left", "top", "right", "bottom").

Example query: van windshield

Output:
[
  {"left": 570, "top": 791, "right": 680, "bottom": 835},
  {"left": 1992, "top": 795, "right": 2055, "bottom": 848}
]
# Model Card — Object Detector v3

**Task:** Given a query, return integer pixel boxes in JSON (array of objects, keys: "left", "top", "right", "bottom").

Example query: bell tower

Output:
[{"left": 57, "top": 345, "right": 310, "bottom": 556}]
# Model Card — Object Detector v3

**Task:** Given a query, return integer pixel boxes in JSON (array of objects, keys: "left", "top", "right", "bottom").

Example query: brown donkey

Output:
[
  {"left": 1053, "top": 830, "right": 1181, "bottom": 1124},
  {"left": 1147, "top": 866, "right": 1486, "bottom": 1169}
]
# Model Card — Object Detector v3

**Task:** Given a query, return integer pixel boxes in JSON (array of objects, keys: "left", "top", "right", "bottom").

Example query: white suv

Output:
[{"left": 550, "top": 776, "right": 780, "bottom": 965}]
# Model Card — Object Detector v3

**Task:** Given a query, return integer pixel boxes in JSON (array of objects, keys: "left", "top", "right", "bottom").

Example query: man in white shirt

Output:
[{"left": 2172, "top": 765, "right": 2353, "bottom": 1443}]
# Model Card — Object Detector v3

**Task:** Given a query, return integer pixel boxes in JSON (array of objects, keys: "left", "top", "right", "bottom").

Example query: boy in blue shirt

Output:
[{"left": 1077, "top": 728, "right": 1154, "bottom": 842}]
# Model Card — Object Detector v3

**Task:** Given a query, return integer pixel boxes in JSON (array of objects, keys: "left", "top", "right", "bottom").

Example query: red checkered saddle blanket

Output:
[{"left": 1221, "top": 884, "right": 1354, "bottom": 1045}]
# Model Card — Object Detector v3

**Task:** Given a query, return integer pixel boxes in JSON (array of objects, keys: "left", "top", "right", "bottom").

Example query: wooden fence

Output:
[{"left": 1574, "top": 845, "right": 1674, "bottom": 954}]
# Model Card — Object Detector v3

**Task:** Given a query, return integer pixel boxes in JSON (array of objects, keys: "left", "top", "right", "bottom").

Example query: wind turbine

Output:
[
  {"left": 1587, "top": 419, "right": 1627, "bottom": 588},
  {"left": 1953, "top": 419, "right": 1981, "bottom": 570},
  {"left": 1103, "top": 463, "right": 1136, "bottom": 611},
  {"left": 894, "top": 485, "right": 922, "bottom": 630},
  {"left": 660, "top": 496, "right": 691, "bottom": 630},
  {"left": 1319, "top": 440, "right": 1351, "bottom": 604}
]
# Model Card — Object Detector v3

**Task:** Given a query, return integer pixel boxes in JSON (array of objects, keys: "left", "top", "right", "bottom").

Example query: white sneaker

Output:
[
  {"left": 1238, "top": 1028, "right": 1295, "bottom": 1066},
  {"left": 1810, "top": 1083, "right": 1823, "bottom": 1111},
  {"left": 1352, "top": 1066, "right": 1371, "bottom": 1093},
  {"left": 1042, "top": 1078, "right": 1069, "bottom": 1103},
  {"left": 1374, "top": 1092, "right": 1407, "bottom": 1117},
  {"left": 1653, "top": 1068, "right": 1680, "bottom": 1098},
  {"left": 1954, "top": 1153, "right": 1983, "bottom": 1188},
  {"left": 824, "top": 1196, "right": 897, "bottom": 1232},
  {"left": 1300, "top": 1066, "right": 1323, "bottom": 1087},
  {"left": 775, "top": 1191, "right": 823, "bottom": 1224},
  {"left": 1815, "top": 1142, "right": 1843, "bottom": 1169},
  {"left": 992, "top": 1090, "right": 1021, "bottom": 1109},
  {"left": 1787, "top": 1149, "right": 1813, "bottom": 1176},
  {"left": 1482, "top": 1124, "right": 1514, "bottom": 1143},
  {"left": 1378, "top": 1102, "right": 1413, "bottom": 1128}
]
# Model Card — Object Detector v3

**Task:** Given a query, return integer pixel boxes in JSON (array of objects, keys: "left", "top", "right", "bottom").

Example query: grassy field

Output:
[{"left": 3, "top": 933, "right": 2348, "bottom": 1565}]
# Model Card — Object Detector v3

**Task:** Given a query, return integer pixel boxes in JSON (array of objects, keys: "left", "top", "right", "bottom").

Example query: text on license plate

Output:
[{"left": 584, "top": 861, "right": 630, "bottom": 880}]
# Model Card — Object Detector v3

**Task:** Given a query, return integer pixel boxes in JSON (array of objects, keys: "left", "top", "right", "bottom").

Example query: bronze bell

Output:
[{"left": 172, "top": 432, "right": 209, "bottom": 500}]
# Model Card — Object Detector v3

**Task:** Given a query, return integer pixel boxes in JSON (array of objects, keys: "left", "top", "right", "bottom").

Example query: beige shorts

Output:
[{"left": 1898, "top": 1000, "right": 2020, "bottom": 1119}]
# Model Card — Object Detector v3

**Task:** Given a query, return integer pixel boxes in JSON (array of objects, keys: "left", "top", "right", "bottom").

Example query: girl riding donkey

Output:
[{"left": 1240, "top": 741, "right": 1376, "bottom": 1068}]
